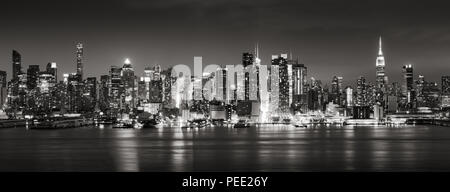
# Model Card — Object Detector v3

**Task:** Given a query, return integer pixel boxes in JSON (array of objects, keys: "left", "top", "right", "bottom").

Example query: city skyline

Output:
[
  {"left": 1, "top": 36, "right": 449, "bottom": 87},
  {"left": 2, "top": 0, "right": 450, "bottom": 84}
]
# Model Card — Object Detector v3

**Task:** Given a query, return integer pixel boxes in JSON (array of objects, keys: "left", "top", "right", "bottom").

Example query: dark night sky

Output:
[{"left": 1, "top": 0, "right": 450, "bottom": 86}]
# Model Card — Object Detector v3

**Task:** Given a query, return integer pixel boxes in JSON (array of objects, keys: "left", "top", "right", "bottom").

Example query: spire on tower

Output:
[
  {"left": 255, "top": 42, "right": 259, "bottom": 58},
  {"left": 378, "top": 36, "right": 383, "bottom": 56}
]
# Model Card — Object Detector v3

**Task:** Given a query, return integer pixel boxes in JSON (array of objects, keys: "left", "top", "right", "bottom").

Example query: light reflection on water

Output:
[{"left": 1, "top": 124, "right": 450, "bottom": 171}]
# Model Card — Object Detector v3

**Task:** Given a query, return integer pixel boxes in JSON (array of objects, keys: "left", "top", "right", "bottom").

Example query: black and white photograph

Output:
[{"left": 0, "top": 0, "right": 450, "bottom": 190}]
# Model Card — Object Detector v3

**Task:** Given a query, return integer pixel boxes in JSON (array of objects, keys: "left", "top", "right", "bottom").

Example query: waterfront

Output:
[{"left": 1, "top": 124, "right": 450, "bottom": 171}]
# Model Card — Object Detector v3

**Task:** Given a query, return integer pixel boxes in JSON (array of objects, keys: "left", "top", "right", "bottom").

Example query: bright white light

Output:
[{"left": 125, "top": 58, "right": 131, "bottom": 64}]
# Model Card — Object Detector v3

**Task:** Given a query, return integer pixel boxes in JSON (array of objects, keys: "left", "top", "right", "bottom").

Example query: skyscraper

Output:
[
  {"left": 76, "top": 43, "right": 84, "bottom": 80},
  {"left": 12, "top": 50, "right": 22, "bottom": 80},
  {"left": 331, "top": 76, "right": 343, "bottom": 105},
  {"left": 292, "top": 60, "right": 307, "bottom": 112},
  {"left": 242, "top": 52, "right": 254, "bottom": 100},
  {"left": 99, "top": 75, "right": 110, "bottom": 113},
  {"left": 356, "top": 76, "right": 367, "bottom": 106},
  {"left": 109, "top": 65, "right": 123, "bottom": 115},
  {"left": 272, "top": 54, "right": 290, "bottom": 113},
  {"left": 27, "top": 65, "right": 40, "bottom": 90},
  {"left": 402, "top": 64, "right": 414, "bottom": 102},
  {"left": 46, "top": 62, "right": 57, "bottom": 82},
  {"left": 345, "top": 86, "right": 353, "bottom": 107},
  {"left": 376, "top": 37, "right": 386, "bottom": 90},
  {"left": 442, "top": 76, "right": 450, "bottom": 95},
  {"left": 85, "top": 77, "right": 97, "bottom": 104},
  {"left": 121, "top": 58, "right": 136, "bottom": 112},
  {"left": 0, "top": 71, "right": 6, "bottom": 109}
]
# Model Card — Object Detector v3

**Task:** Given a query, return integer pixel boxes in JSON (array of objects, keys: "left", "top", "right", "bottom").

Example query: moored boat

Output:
[{"left": 29, "top": 117, "right": 94, "bottom": 129}]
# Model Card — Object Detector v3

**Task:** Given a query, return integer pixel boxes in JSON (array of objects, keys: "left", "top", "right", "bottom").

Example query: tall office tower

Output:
[
  {"left": 416, "top": 75, "right": 425, "bottom": 96},
  {"left": 161, "top": 68, "right": 176, "bottom": 108},
  {"left": 254, "top": 44, "right": 261, "bottom": 101},
  {"left": 109, "top": 65, "right": 123, "bottom": 114},
  {"left": 356, "top": 76, "right": 367, "bottom": 106},
  {"left": 98, "top": 75, "right": 110, "bottom": 113},
  {"left": 331, "top": 76, "right": 340, "bottom": 104},
  {"left": 12, "top": 50, "right": 22, "bottom": 80},
  {"left": 0, "top": 71, "right": 6, "bottom": 88},
  {"left": 27, "top": 65, "right": 40, "bottom": 90},
  {"left": 121, "top": 59, "right": 136, "bottom": 112},
  {"left": 215, "top": 67, "right": 227, "bottom": 101},
  {"left": 53, "top": 82, "right": 68, "bottom": 112},
  {"left": 86, "top": 77, "right": 97, "bottom": 104},
  {"left": 269, "top": 55, "right": 280, "bottom": 113},
  {"left": 137, "top": 78, "right": 147, "bottom": 102},
  {"left": 292, "top": 61, "right": 307, "bottom": 112},
  {"left": 338, "top": 77, "right": 343, "bottom": 105},
  {"left": 442, "top": 76, "right": 450, "bottom": 95},
  {"left": 76, "top": 43, "right": 83, "bottom": 80},
  {"left": 46, "top": 62, "right": 57, "bottom": 82},
  {"left": 242, "top": 52, "right": 254, "bottom": 100},
  {"left": 271, "top": 54, "right": 290, "bottom": 113},
  {"left": 67, "top": 73, "right": 83, "bottom": 112},
  {"left": 345, "top": 86, "right": 353, "bottom": 107},
  {"left": 402, "top": 64, "right": 414, "bottom": 101},
  {"left": 0, "top": 71, "right": 6, "bottom": 109},
  {"left": 376, "top": 37, "right": 386, "bottom": 90},
  {"left": 149, "top": 78, "right": 163, "bottom": 103}
]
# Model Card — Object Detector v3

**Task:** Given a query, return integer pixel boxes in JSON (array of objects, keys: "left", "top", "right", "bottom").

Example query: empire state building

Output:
[{"left": 376, "top": 37, "right": 386, "bottom": 90}]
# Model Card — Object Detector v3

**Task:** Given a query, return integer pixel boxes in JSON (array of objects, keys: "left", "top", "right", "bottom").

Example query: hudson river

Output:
[{"left": 1, "top": 124, "right": 450, "bottom": 171}]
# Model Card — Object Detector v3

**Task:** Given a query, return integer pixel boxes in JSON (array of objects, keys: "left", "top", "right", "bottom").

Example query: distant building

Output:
[
  {"left": 442, "top": 76, "right": 450, "bottom": 95},
  {"left": 272, "top": 54, "right": 290, "bottom": 113},
  {"left": 402, "top": 64, "right": 414, "bottom": 101},
  {"left": 76, "top": 43, "right": 84, "bottom": 80},
  {"left": 12, "top": 50, "right": 22, "bottom": 80},
  {"left": 356, "top": 76, "right": 367, "bottom": 106},
  {"left": 27, "top": 65, "right": 40, "bottom": 90},
  {"left": 121, "top": 59, "right": 136, "bottom": 113},
  {"left": 376, "top": 37, "right": 386, "bottom": 90},
  {"left": 85, "top": 77, "right": 97, "bottom": 108},
  {"left": 0, "top": 71, "right": 6, "bottom": 109},
  {"left": 46, "top": 62, "right": 57, "bottom": 82},
  {"left": 345, "top": 86, "right": 353, "bottom": 107}
]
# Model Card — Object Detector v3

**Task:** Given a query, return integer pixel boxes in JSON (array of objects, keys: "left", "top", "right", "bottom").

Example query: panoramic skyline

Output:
[{"left": 1, "top": 0, "right": 450, "bottom": 84}]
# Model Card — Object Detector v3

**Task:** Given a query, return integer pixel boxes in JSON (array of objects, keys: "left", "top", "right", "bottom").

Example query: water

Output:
[{"left": 1, "top": 124, "right": 450, "bottom": 171}]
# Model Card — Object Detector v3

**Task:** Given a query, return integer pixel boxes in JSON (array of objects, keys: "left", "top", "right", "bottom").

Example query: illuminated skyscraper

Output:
[
  {"left": 27, "top": 65, "right": 40, "bottom": 90},
  {"left": 12, "top": 50, "right": 22, "bottom": 80},
  {"left": 243, "top": 52, "right": 254, "bottom": 100},
  {"left": 402, "top": 64, "right": 414, "bottom": 101},
  {"left": 442, "top": 76, "right": 450, "bottom": 95},
  {"left": 270, "top": 55, "right": 280, "bottom": 113},
  {"left": 345, "top": 86, "right": 353, "bottom": 107},
  {"left": 98, "top": 75, "right": 110, "bottom": 113},
  {"left": 356, "top": 76, "right": 367, "bottom": 106},
  {"left": 0, "top": 71, "right": 6, "bottom": 109},
  {"left": 331, "top": 76, "right": 343, "bottom": 105},
  {"left": 292, "top": 61, "right": 307, "bottom": 112},
  {"left": 278, "top": 54, "right": 290, "bottom": 113},
  {"left": 376, "top": 37, "right": 386, "bottom": 90},
  {"left": 76, "top": 43, "right": 83, "bottom": 80},
  {"left": 46, "top": 62, "right": 57, "bottom": 82},
  {"left": 121, "top": 58, "right": 136, "bottom": 112},
  {"left": 215, "top": 67, "right": 227, "bottom": 101},
  {"left": 85, "top": 77, "right": 97, "bottom": 105}
]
